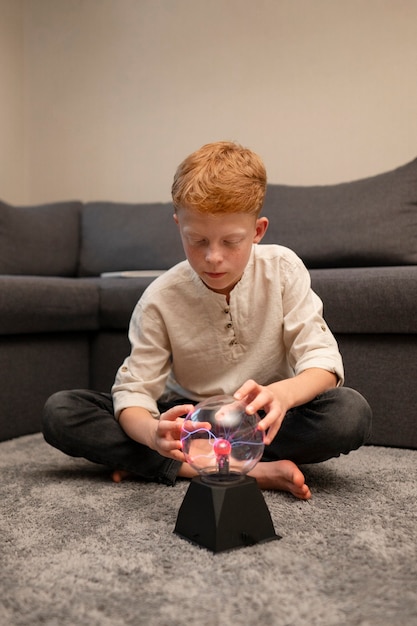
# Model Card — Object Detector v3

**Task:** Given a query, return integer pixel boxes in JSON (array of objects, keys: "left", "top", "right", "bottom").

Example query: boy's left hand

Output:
[
  {"left": 234, "top": 379, "right": 287, "bottom": 445},
  {"left": 234, "top": 369, "right": 338, "bottom": 446}
]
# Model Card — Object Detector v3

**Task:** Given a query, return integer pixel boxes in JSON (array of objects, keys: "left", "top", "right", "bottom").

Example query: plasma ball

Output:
[
  {"left": 180, "top": 394, "right": 264, "bottom": 477},
  {"left": 213, "top": 438, "right": 232, "bottom": 457}
]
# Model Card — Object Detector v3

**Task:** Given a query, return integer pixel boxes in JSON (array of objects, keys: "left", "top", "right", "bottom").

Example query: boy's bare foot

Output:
[
  {"left": 111, "top": 469, "right": 132, "bottom": 483},
  {"left": 250, "top": 460, "right": 311, "bottom": 500}
]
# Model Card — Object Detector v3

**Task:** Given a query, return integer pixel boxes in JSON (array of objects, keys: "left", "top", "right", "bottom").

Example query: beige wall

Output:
[
  {"left": 2, "top": 0, "right": 417, "bottom": 204},
  {"left": 0, "top": 0, "right": 24, "bottom": 203}
]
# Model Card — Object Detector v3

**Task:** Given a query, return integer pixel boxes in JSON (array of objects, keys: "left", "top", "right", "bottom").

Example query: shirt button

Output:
[
  {"left": 229, "top": 339, "right": 236, "bottom": 346},
  {"left": 226, "top": 322, "right": 233, "bottom": 329},
  {"left": 224, "top": 307, "right": 230, "bottom": 314}
]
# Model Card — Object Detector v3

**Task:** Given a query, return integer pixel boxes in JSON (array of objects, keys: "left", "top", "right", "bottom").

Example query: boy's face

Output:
[{"left": 174, "top": 208, "right": 268, "bottom": 298}]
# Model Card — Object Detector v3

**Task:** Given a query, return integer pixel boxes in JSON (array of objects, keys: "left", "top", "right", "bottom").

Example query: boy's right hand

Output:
[{"left": 155, "top": 404, "right": 195, "bottom": 462}]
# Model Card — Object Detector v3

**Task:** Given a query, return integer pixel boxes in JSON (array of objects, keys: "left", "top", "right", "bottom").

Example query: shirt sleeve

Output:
[
  {"left": 111, "top": 298, "right": 172, "bottom": 419},
  {"left": 280, "top": 254, "right": 344, "bottom": 385}
]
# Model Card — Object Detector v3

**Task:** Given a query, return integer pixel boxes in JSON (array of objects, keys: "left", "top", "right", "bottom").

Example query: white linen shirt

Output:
[{"left": 112, "top": 244, "right": 344, "bottom": 419}]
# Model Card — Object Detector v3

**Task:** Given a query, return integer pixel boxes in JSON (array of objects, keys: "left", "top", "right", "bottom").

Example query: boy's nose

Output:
[{"left": 205, "top": 246, "right": 223, "bottom": 264}]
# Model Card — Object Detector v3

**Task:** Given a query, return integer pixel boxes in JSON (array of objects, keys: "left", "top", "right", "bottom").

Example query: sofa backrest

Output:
[
  {"left": 78, "top": 201, "right": 185, "bottom": 276},
  {"left": 1, "top": 156, "right": 416, "bottom": 277},
  {"left": 262, "top": 156, "right": 417, "bottom": 268}
]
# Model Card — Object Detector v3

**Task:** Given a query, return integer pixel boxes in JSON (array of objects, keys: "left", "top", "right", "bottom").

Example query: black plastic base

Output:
[{"left": 174, "top": 475, "right": 281, "bottom": 553}]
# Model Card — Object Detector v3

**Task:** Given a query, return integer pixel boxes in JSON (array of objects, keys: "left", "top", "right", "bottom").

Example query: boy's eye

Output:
[{"left": 187, "top": 236, "right": 243, "bottom": 247}]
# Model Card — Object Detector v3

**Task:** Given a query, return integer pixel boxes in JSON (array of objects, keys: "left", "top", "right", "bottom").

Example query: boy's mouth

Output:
[{"left": 205, "top": 272, "right": 227, "bottom": 279}]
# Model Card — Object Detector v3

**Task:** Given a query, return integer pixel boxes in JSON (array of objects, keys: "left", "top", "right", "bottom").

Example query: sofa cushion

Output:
[
  {"left": 262, "top": 157, "right": 417, "bottom": 268},
  {"left": 310, "top": 266, "right": 417, "bottom": 333},
  {"left": 79, "top": 202, "right": 185, "bottom": 276},
  {"left": 0, "top": 200, "right": 81, "bottom": 276},
  {"left": 0, "top": 276, "right": 99, "bottom": 334},
  {"left": 97, "top": 276, "right": 154, "bottom": 329}
]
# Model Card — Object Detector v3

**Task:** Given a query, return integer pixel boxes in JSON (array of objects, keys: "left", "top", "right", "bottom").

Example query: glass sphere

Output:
[{"left": 180, "top": 395, "right": 264, "bottom": 482}]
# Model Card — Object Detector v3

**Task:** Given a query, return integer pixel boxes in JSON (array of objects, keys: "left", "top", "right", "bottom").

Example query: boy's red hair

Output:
[{"left": 171, "top": 141, "right": 267, "bottom": 216}]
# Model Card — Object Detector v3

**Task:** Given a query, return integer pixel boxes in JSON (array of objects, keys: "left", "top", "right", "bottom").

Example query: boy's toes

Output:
[{"left": 111, "top": 469, "right": 131, "bottom": 483}]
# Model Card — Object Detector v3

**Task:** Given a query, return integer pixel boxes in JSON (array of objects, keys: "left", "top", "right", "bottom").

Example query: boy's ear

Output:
[
  {"left": 253, "top": 216, "right": 269, "bottom": 243},
  {"left": 173, "top": 213, "right": 179, "bottom": 226}
]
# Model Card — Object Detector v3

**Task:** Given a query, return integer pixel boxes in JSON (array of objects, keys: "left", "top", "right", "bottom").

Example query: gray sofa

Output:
[{"left": 1, "top": 157, "right": 416, "bottom": 448}]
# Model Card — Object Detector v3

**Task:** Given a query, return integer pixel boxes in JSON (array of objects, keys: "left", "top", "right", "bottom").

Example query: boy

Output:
[{"left": 42, "top": 141, "right": 371, "bottom": 499}]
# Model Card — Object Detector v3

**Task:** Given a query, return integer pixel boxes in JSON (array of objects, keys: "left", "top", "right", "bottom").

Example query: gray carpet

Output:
[{"left": 1, "top": 434, "right": 416, "bottom": 626}]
